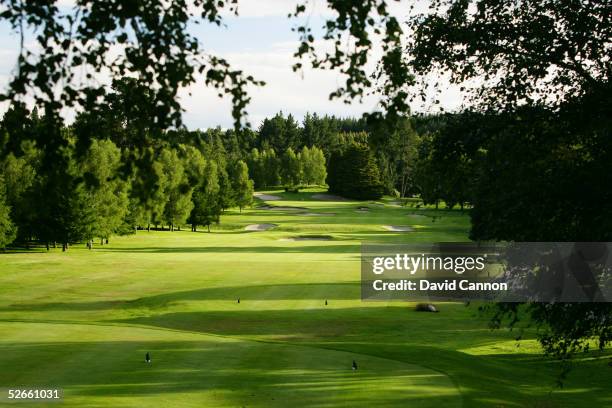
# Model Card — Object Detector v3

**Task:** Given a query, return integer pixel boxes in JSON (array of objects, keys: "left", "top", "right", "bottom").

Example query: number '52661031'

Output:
[{"left": 7, "top": 389, "right": 62, "bottom": 400}]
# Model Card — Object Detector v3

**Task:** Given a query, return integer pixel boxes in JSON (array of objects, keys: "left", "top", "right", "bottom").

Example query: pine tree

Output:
[
  {"left": 81, "top": 139, "right": 129, "bottom": 243},
  {"left": 261, "top": 148, "right": 280, "bottom": 187},
  {"left": 190, "top": 160, "right": 221, "bottom": 232},
  {"left": 0, "top": 147, "right": 38, "bottom": 241},
  {"left": 327, "top": 143, "right": 384, "bottom": 200},
  {"left": 232, "top": 161, "right": 254, "bottom": 212},
  {"left": 217, "top": 163, "right": 235, "bottom": 211},
  {"left": 160, "top": 148, "right": 193, "bottom": 230},
  {"left": 247, "top": 148, "right": 265, "bottom": 188},
  {"left": 280, "top": 148, "right": 301, "bottom": 188},
  {"left": 0, "top": 176, "right": 17, "bottom": 249}
]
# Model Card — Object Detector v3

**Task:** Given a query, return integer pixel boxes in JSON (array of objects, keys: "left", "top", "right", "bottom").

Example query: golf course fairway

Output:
[{"left": 0, "top": 189, "right": 610, "bottom": 407}]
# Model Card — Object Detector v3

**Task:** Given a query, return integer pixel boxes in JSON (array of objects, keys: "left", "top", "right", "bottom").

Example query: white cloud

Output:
[{"left": 180, "top": 39, "right": 382, "bottom": 129}]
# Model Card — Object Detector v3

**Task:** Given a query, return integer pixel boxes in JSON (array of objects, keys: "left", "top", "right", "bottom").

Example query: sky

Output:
[{"left": 0, "top": 1, "right": 464, "bottom": 130}]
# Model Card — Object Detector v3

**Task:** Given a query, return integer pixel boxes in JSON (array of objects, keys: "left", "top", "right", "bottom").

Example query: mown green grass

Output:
[{"left": 0, "top": 189, "right": 610, "bottom": 407}]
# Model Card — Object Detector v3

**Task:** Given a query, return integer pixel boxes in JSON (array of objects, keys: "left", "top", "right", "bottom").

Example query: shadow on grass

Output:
[
  {"left": 0, "top": 339, "right": 461, "bottom": 408},
  {"left": 109, "top": 305, "right": 508, "bottom": 346},
  {"left": 0, "top": 335, "right": 608, "bottom": 407},
  {"left": 3, "top": 282, "right": 361, "bottom": 312}
]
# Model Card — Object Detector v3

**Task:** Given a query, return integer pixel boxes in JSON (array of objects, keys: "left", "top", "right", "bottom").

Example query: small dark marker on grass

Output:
[
  {"left": 145, "top": 352, "right": 151, "bottom": 363},
  {"left": 237, "top": 297, "right": 240, "bottom": 304},
  {"left": 325, "top": 299, "right": 328, "bottom": 306},
  {"left": 352, "top": 360, "right": 358, "bottom": 371}
]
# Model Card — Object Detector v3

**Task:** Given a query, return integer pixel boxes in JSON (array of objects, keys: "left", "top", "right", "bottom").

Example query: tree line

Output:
[
  {"left": 0, "top": 102, "right": 393, "bottom": 249},
  {"left": 0, "top": 101, "right": 462, "bottom": 250},
  {"left": 247, "top": 146, "right": 327, "bottom": 190},
  {"left": 0, "top": 105, "right": 256, "bottom": 250}
]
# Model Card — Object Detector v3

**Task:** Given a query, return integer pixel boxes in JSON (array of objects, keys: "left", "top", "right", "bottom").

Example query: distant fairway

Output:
[{"left": 0, "top": 189, "right": 610, "bottom": 407}]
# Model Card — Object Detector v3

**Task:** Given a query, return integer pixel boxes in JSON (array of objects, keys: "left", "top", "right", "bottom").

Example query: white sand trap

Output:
[
  {"left": 245, "top": 223, "right": 277, "bottom": 231},
  {"left": 260, "top": 205, "right": 307, "bottom": 211},
  {"left": 300, "top": 212, "right": 336, "bottom": 216},
  {"left": 254, "top": 192, "right": 282, "bottom": 201},
  {"left": 312, "top": 193, "right": 349, "bottom": 201},
  {"left": 383, "top": 225, "right": 414, "bottom": 232},
  {"left": 280, "top": 235, "right": 333, "bottom": 241}
]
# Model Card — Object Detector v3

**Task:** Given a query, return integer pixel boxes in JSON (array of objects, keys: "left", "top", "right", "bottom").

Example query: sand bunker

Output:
[
  {"left": 355, "top": 206, "right": 370, "bottom": 213},
  {"left": 383, "top": 225, "right": 414, "bottom": 232},
  {"left": 300, "top": 212, "right": 336, "bottom": 217},
  {"left": 245, "top": 224, "right": 277, "bottom": 231},
  {"left": 260, "top": 205, "right": 307, "bottom": 211},
  {"left": 311, "top": 193, "right": 349, "bottom": 201},
  {"left": 280, "top": 235, "right": 333, "bottom": 241},
  {"left": 253, "top": 193, "right": 282, "bottom": 201}
]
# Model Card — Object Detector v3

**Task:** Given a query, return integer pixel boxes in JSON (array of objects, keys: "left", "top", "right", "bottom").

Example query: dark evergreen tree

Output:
[
  {"left": 0, "top": 175, "right": 17, "bottom": 249},
  {"left": 231, "top": 161, "right": 254, "bottom": 212},
  {"left": 327, "top": 143, "right": 384, "bottom": 200},
  {"left": 189, "top": 161, "right": 221, "bottom": 232}
]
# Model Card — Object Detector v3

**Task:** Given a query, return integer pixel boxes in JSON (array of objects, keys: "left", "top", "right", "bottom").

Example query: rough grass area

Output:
[{"left": 0, "top": 188, "right": 610, "bottom": 407}]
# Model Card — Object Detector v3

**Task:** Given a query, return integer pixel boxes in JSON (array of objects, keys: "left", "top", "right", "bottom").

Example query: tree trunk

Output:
[
  {"left": 435, "top": 200, "right": 439, "bottom": 210},
  {"left": 53, "top": 241, "right": 56, "bottom": 248},
  {"left": 147, "top": 223, "right": 150, "bottom": 232},
  {"left": 62, "top": 243, "right": 67, "bottom": 252},
  {"left": 101, "top": 238, "right": 104, "bottom": 245},
  {"left": 207, "top": 224, "right": 210, "bottom": 233},
  {"left": 46, "top": 242, "right": 49, "bottom": 251}
]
